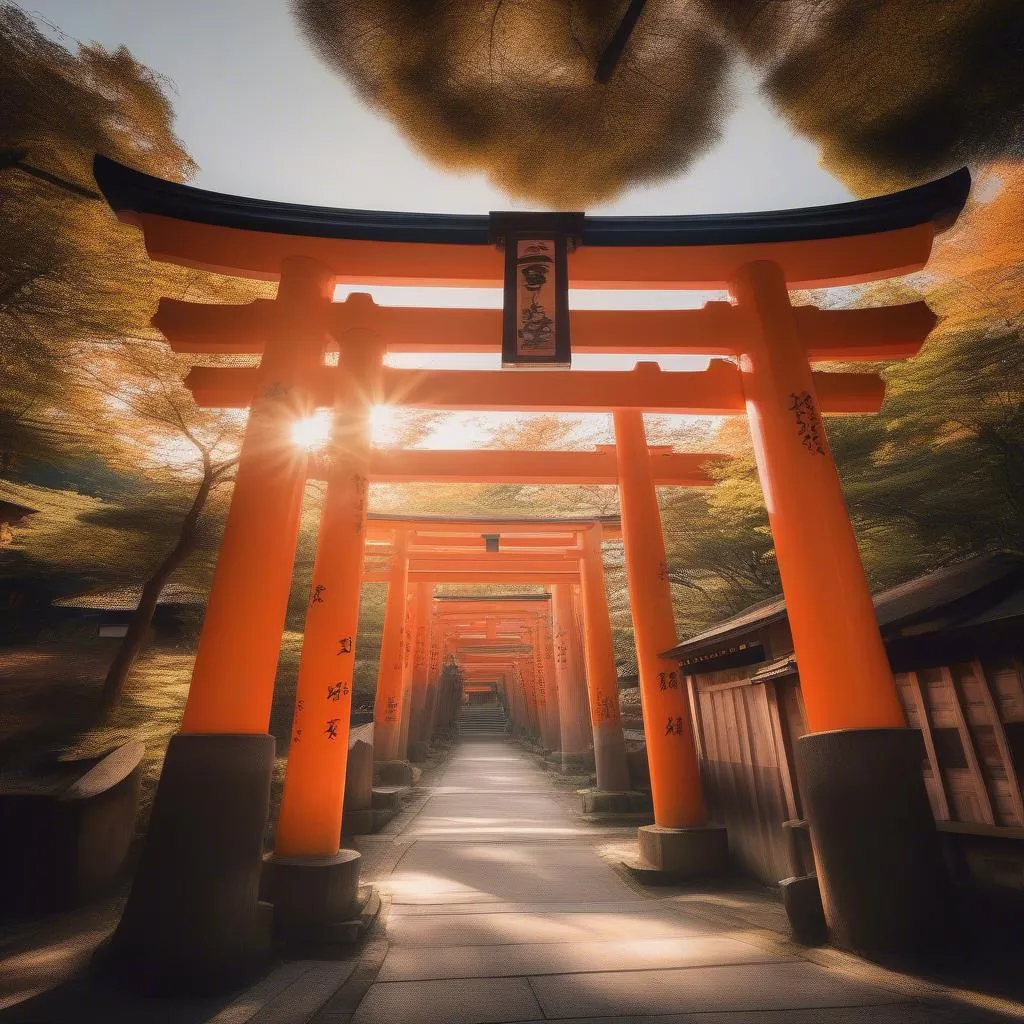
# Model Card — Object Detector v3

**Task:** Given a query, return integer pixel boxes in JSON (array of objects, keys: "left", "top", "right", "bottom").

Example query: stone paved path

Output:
[
  {"left": 332, "top": 739, "right": 1018, "bottom": 1024},
  {"left": 3, "top": 738, "right": 1021, "bottom": 1024}
]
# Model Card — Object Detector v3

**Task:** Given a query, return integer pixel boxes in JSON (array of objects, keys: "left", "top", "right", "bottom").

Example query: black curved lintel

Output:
[{"left": 93, "top": 153, "right": 970, "bottom": 248}]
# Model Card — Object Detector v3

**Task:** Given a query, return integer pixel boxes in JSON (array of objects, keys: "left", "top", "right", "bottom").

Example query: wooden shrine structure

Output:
[{"left": 92, "top": 153, "right": 969, "bottom": 990}]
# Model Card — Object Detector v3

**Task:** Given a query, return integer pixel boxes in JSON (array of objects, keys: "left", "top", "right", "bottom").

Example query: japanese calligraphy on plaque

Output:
[
  {"left": 514, "top": 240, "right": 557, "bottom": 358},
  {"left": 490, "top": 212, "right": 582, "bottom": 368}
]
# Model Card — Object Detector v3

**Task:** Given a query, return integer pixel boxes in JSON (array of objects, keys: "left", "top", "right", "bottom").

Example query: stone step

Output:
[{"left": 371, "top": 784, "right": 411, "bottom": 811}]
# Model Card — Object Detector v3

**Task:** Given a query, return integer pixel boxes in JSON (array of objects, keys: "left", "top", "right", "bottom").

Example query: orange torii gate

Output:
[
  {"left": 447, "top": 619, "right": 562, "bottom": 749},
  {"left": 367, "top": 558, "right": 571, "bottom": 761},
  {"left": 429, "top": 590, "right": 608, "bottom": 769},
  {"left": 93, "top": 153, "right": 969, "bottom": 985},
  {"left": 367, "top": 529, "right": 632, "bottom": 788}
]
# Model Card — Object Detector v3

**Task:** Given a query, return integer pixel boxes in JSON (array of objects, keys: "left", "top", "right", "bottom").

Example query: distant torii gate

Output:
[
  {"left": 354, "top": 520, "right": 636, "bottom": 795},
  {"left": 94, "top": 153, "right": 969, "bottom": 987}
]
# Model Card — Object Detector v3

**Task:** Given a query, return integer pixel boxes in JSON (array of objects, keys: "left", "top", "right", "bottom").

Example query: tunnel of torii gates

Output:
[
  {"left": 91, "top": 153, "right": 970, "bottom": 989},
  {"left": 351, "top": 521, "right": 633, "bottom": 794}
]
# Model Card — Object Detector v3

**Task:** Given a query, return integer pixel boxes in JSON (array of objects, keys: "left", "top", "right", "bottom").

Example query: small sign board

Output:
[{"left": 489, "top": 212, "right": 584, "bottom": 368}]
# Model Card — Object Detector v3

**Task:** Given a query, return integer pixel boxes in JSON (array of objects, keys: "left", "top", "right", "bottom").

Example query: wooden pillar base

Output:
[
  {"left": 102, "top": 734, "right": 274, "bottom": 994},
  {"left": 796, "top": 727, "right": 953, "bottom": 955},
  {"left": 260, "top": 849, "right": 361, "bottom": 941},
  {"left": 637, "top": 824, "right": 729, "bottom": 878}
]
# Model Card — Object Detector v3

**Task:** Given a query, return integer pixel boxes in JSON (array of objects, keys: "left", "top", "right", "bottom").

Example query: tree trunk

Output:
[{"left": 99, "top": 465, "right": 217, "bottom": 715}]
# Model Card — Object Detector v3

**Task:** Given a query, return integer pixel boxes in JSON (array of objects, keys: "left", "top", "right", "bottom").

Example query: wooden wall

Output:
[
  {"left": 896, "top": 658, "right": 1024, "bottom": 828},
  {"left": 688, "top": 652, "right": 1024, "bottom": 887},
  {"left": 689, "top": 658, "right": 800, "bottom": 885}
]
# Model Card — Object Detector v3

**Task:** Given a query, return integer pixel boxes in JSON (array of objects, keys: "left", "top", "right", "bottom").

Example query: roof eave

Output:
[{"left": 92, "top": 154, "right": 971, "bottom": 249}]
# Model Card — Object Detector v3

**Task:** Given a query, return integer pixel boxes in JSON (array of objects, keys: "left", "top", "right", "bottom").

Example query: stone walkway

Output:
[
  {"left": 3, "top": 738, "right": 1022, "bottom": 1023},
  {"left": 325, "top": 739, "right": 1021, "bottom": 1024}
]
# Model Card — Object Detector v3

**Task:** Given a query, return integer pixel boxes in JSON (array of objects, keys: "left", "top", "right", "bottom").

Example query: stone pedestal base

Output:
[
  {"left": 373, "top": 759, "right": 415, "bottom": 786},
  {"left": 580, "top": 789, "right": 651, "bottom": 814},
  {"left": 261, "top": 850, "right": 361, "bottom": 940},
  {"left": 548, "top": 751, "right": 595, "bottom": 773},
  {"left": 102, "top": 733, "right": 275, "bottom": 994},
  {"left": 407, "top": 741, "right": 429, "bottom": 763},
  {"left": 796, "top": 727, "right": 953, "bottom": 956},
  {"left": 638, "top": 824, "right": 729, "bottom": 878},
  {"left": 780, "top": 873, "right": 828, "bottom": 945}
]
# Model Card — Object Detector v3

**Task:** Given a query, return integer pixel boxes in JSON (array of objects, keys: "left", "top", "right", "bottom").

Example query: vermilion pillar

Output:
[
  {"left": 539, "top": 604, "right": 562, "bottom": 752},
  {"left": 578, "top": 524, "right": 632, "bottom": 793},
  {"left": 274, "top": 400, "right": 373, "bottom": 856},
  {"left": 408, "top": 584, "right": 433, "bottom": 760},
  {"left": 182, "top": 257, "right": 332, "bottom": 733},
  {"left": 397, "top": 587, "right": 418, "bottom": 760},
  {"left": 109, "top": 257, "right": 334, "bottom": 990},
  {"left": 374, "top": 530, "right": 410, "bottom": 761},
  {"left": 732, "top": 260, "right": 946, "bottom": 953},
  {"left": 519, "top": 657, "right": 541, "bottom": 739},
  {"left": 424, "top": 610, "right": 442, "bottom": 742},
  {"left": 552, "top": 584, "right": 592, "bottom": 765},
  {"left": 732, "top": 262, "right": 905, "bottom": 733},
  {"left": 529, "top": 619, "right": 557, "bottom": 751},
  {"left": 614, "top": 409, "right": 706, "bottom": 829}
]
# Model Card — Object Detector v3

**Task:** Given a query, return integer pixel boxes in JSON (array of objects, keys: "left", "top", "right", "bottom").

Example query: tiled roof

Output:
[
  {"left": 0, "top": 500, "right": 39, "bottom": 521},
  {"left": 53, "top": 582, "right": 207, "bottom": 611},
  {"left": 665, "top": 551, "right": 1024, "bottom": 660}
]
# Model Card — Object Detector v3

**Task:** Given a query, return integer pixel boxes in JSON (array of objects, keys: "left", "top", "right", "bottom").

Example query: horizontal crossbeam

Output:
[
  {"left": 156, "top": 295, "right": 934, "bottom": 361},
  {"left": 364, "top": 571, "right": 578, "bottom": 583},
  {"left": 315, "top": 447, "right": 723, "bottom": 486},
  {"left": 185, "top": 360, "right": 884, "bottom": 414}
]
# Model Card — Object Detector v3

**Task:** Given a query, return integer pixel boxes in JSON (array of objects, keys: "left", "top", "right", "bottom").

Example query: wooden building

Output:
[
  {"left": 51, "top": 583, "right": 206, "bottom": 643},
  {"left": 665, "top": 552, "right": 1024, "bottom": 894}
]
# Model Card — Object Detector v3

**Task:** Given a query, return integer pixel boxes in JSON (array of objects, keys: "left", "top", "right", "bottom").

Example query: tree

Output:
[
  {"left": 1, "top": 4, "right": 268, "bottom": 715},
  {"left": 71, "top": 340, "right": 246, "bottom": 710},
  {"left": 1, "top": 2, "right": 194, "bottom": 475}
]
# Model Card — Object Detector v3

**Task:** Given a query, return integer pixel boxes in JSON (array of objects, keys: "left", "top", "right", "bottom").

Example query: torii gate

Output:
[
  {"left": 93, "top": 153, "right": 969, "bottom": 986},
  {"left": 358, "top": 522, "right": 635, "bottom": 793},
  {"left": 440, "top": 602, "right": 585, "bottom": 749},
  {"left": 431, "top": 595, "right": 571, "bottom": 750}
]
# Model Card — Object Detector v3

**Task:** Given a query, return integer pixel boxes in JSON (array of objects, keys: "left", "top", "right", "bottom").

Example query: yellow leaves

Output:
[{"left": 927, "top": 162, "right": 1024, "bottom": 337}]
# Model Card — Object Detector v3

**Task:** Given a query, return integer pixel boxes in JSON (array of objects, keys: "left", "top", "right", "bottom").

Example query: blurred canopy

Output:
[
  {"left": 293, "top": 0, "right": 733, "bottom": 208},
  {"left": 293, "top": 0, "right": 1024, "bottom": 206}
]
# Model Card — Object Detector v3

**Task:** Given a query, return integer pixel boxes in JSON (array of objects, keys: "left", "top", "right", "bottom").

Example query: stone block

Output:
[
  {"left": 373, "top": 759, "right": 415, "bottom": 786},
  {"left": 341, "top": 807, "right": 376, "bottom": 837},
  {"left": 261, "top": 849, "right": 361, "bottom": 941},
  {"left": 344, "top": 726, "right": 374, "bottom": 812},
  {"left": 580, "top": 789, "right": 652, "bottom": 815},
  {"left": 781, "top": 873, "right": 828, "bottom": 945},
  {"left": 372, "top": 784, "right": 411, "bottom": 811},
  {"left": 637, "top": 823, "right": 729, "bottom": 878}
]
